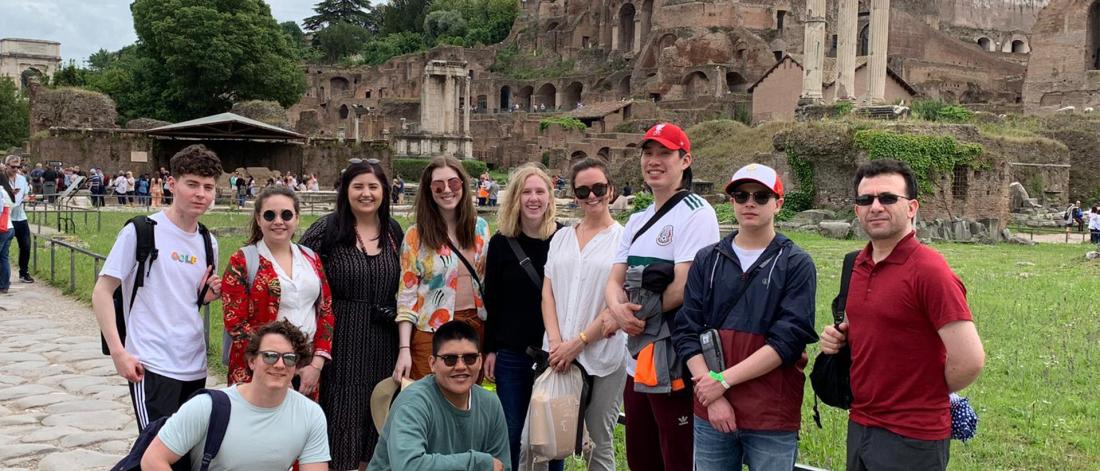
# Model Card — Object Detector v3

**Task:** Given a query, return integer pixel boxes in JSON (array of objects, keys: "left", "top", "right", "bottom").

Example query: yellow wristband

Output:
[{"left": 579, "top": 332, "right": 590, "bottom": 344}]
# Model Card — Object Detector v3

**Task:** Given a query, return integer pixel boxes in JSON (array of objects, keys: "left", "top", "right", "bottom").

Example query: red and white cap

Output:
[
  {"left": 641, "top": 123, "right": 691, "bottom": 153},
  {"left": 724, "top": 163, "right": 784, "bottom": 198}
]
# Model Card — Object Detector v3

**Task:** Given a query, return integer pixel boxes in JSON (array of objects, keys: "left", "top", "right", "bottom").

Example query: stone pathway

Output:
[{"left": 0, "top": 280, "right": 134, "bottom": 470}]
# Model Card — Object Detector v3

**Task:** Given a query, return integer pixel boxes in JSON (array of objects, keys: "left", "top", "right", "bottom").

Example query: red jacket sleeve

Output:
[{"left": 309, "top": 252, "right": 335, "bottom": 359}]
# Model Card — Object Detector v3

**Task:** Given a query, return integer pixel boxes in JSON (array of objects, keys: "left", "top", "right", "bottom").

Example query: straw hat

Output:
[{"left": 370, "top": 377, "right": 414, "bottom": 433}]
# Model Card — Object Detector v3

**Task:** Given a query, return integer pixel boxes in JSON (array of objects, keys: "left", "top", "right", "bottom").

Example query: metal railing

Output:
[
  {"left": 25, "top": 196, "right": 102, "bottom": 234},
  {"left": 29, "top": 231, "right": 213, "bottom": 352}
]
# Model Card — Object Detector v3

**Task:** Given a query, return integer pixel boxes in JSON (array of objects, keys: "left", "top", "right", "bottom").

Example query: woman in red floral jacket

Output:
[{"left": 222, "top": 186, "right": 335, "bottom": 397}]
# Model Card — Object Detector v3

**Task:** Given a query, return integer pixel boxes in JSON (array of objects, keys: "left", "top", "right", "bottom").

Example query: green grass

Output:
[{"left": 21, "top": 216, "right": 1100, "bottom": 470}]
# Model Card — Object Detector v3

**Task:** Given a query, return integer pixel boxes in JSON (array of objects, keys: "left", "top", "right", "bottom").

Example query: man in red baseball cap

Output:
[{"left": 606, "top": 123, "right": 720, "bottom": 470}]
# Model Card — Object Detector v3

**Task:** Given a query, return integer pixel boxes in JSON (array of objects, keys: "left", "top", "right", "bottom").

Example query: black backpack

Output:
[
  {"left": 809, "top": 250, "right": 859, "bottom": 427},
  {"left": 101, "top": 216, "right": 215, "bottom": 355},
  {"left": 111, "top": 389, "right": 231, "bottom": 471}
]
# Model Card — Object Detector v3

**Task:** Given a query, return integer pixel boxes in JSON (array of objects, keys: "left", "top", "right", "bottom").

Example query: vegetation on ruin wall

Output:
[
  {"left": 392, "top": 157, "right": 487, "bottom": 180},
  {"left": 911, "top": 99, "right": 974, "bottom": 123},
  {"left": 853, "top": 130, "right": 985, "bottom": 195},
  {"left": 538, "top": 116, "right": 587, "bottom": 133},
  {"left": 490, "top": 43, "right": 577, "bottom": 80},
  {"left": 351, "top": 0, "right": 517, "bottom": 66},
  {"left": 0, "top": 77, "right": 29, "bottom": 150}
]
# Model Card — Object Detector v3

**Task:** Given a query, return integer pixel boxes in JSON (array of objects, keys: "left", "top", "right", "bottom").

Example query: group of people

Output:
[
  {"left": 477, "top": 173, "right": 501, "bottom": 207},
  {"left": 90, "top": 121, "right": 985, "bottom": 471},
  {"left": 1, "top": 155, "right": 35, "bottom": 294}
]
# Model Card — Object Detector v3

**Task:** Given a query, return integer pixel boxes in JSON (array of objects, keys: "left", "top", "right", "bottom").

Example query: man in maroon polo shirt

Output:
[{"left": 820, "top": 159, "right": 985, "bottom": 471}]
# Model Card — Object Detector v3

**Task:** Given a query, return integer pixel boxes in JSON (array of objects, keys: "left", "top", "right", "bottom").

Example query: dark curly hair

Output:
[
  {"left": 244, "top": 320, "right": 313, "bottom": 371},
  {"left": 170, "top": 144, "right": 223, "bottom": 178}
]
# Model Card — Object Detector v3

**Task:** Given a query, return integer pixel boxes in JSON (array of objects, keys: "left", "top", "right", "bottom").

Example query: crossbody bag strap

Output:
[
  {"left": 445, "top": 239, "right": 485, "bottom": 298},
  {"left": 631, "top": 190, "right": 690, "bottom": 244},
  {"left": 196, "top": 223, "right": 215, "bottom": 307},
  {"left": 505, "top": 237, "right": 542, "bottom": 290},
  {"left": 831, "top": 251, "right": 860, "bottom": 325}
]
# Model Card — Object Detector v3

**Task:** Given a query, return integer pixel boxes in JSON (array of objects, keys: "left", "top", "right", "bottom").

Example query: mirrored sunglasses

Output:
[
  {"left": 259, "top": 351, "right": 299, "bottom": 367},
  {"left": 263, "top": 209, "right": 295, "bottom": 222},
  {"left": 431, "top": 177, "right": 463, "bottom": 194}
]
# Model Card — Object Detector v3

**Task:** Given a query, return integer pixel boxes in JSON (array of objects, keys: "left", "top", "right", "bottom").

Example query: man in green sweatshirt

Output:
[{"left": 370, "top": 321, "right": 511, "bottom": 470}]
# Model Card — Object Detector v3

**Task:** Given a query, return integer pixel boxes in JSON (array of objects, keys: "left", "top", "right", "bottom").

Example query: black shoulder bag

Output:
[{"left": 810, "top": 250, "right": 860, "bottom": 427}]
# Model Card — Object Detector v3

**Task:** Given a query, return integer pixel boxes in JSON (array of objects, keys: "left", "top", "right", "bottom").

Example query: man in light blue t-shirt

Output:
[{"left": 140, "top": 321, "right": 330, "bottom": 470}]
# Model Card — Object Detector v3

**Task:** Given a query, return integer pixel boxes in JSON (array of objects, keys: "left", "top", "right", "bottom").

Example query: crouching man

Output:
[
  {"left": 140, "top": 320, "right": 330, "bottom": 470},
  {"left": 369, "top": 320, "right": 511, "bottom": 470}
]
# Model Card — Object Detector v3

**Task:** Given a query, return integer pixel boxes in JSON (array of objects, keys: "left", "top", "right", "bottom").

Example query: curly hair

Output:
[
  {"left": 244, "top": 320, "right": 313, "bottom": 371},
  {"left": 170, "top": 144, "right": 223, "bottom": 178}
]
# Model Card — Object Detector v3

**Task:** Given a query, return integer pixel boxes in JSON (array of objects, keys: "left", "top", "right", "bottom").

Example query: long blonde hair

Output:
[{"left": 497, "top": 164, "right": 557, "bottom": 239}]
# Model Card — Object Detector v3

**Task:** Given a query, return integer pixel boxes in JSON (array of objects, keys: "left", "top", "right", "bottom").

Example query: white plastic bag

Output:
[{"left": 521, "top": 365, "right": 584, "bottom": 466}]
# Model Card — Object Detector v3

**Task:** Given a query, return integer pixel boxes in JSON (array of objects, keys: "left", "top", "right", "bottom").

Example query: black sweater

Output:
[{"left": 483, "top": 227, "right": 560, "bottom": 352}]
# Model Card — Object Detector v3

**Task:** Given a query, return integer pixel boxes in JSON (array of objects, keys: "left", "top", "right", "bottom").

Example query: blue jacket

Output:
[{"left": 673, "top": 230, "right": 818, "bottom": 430}]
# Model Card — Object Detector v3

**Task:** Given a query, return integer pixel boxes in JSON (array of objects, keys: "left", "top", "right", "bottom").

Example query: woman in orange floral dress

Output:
[
  {"left": 221, "top": 186, "right": 334, "bottom": 398},
  {"left": 392, "top": 156, "right": 490, "bottom": 381}
]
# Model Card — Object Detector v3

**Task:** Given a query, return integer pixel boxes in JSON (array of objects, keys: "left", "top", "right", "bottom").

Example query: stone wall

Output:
[
  {"left": 302, "top": 139, "right": 392, "bottom": 189},
  {"left": 1023, "top": 0, "right": 1100, "bottom": 113},
  {"left": 28, "top": 128, "right": 154, "bottom": 174},
  {"left": 28, "top": 86, "right": 119, "bottom": 135}
]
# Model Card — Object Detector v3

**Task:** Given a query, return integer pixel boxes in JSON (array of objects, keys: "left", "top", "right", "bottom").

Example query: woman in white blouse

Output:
[
  {"left": 541, "top": 158, "right": 627, "bottom": 470},
  {"left": 222, "top": 186, "right": 335, "bottom": 398}
]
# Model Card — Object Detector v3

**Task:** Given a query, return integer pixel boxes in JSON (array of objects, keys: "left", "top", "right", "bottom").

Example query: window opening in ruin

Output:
[
  {"left": 952, "top": 165, "right": 969, "bottom": 199},
  {"left": 649, "top": 93, "right": 661, "bottom": 102},
  {"left": 339, "top": 105, "right": 350, "bottom": 119},
  {"left": 977, "top": 37, "right": 991, "bottom": 51},
  {"left": 736, "top": 48, "right": 746, "bottom": 60},
  {"left": 776, "top": 10, "right": 787, "bottom": 31},
  {"left": 469, "top": 70, "right": 475, "bottom": 79},
  {"left": 620, "top": 4, "right": 637, "bottom": 52},
  {"left": 858, "top": 24, "right": 869, "bottom": 56},
  {"left": 366, "top": 90, "right": 371, "bottom": 98},
  {"left": 500, "top": 86, "right": 512, "bottom": 111},
  {"left": 829, "top": 35, "right": 838, "bottom": 57},
  {"left": 582, "top": 36, "right": 591, "bottom": 48},
  {"left": 1011, "top": 40, "right": 1026, "bottom": 54},
  {"left": 726, "top": 72, "right": 748, "bottom": 93},
  {"left": 477, "top": 95, "right": 488, "bottom": 112},
  {"left": 1090, "top": 2, "right": 1100, "bottom": 69},
  {"left": 773, "top": 50, "right": 784, "bottom": 62}
]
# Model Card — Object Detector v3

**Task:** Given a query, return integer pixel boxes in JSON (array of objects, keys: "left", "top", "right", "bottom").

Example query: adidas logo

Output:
[{"left": 677, "top": 415, "right": 689, "bottom": 426}]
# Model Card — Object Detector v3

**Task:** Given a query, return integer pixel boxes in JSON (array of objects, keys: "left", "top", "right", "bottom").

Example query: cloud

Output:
[{"left": 0, "top": 0, "right": 315, "bottom": 64}]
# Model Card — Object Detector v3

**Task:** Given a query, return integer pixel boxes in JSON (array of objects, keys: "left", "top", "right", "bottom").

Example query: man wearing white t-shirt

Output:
[
  {"left": 93, "top": 144, "right": 224, "bottom": 431},
  {"left": 605, "top": 123, "right": 720, "bottom": 471}
]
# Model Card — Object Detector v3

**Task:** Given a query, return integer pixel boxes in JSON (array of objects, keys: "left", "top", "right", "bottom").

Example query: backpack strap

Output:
[
  {"left": 196, "top": 223, "right": 215, "bottom": 307},
  {"left": 240, "top": 245, "right": 260, "bottom": 294},
  {"left": 505, "top": 236, "right": 542, "bottom": 290},
  {"left": 128, "top": 216, "right": 158, "bottom": 313},
  {"left": 192, "top": 389, "right": 232, "bottom": 471},
  {"left": 631, "top": 190, "right": 690, "bottom": 244},
  {"left": 831, "top": 251, "right": 860, "bottom": 325}
]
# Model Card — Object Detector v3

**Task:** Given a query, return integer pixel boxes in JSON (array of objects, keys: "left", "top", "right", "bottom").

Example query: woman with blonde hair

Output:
[
  {"left": 393, "top": 156, "right": 490, "bottom": 381},
  {"left": 482, "top": 164, "right": 561, "bottom": 470}
]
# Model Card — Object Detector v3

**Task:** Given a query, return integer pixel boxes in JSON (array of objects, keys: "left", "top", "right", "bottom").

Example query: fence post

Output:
[
  {"left": 69, "top": 247, "right": 76, "bottom": 292},
  {"left": 31, "top": 233, "right": 38, "bottom": 271},
  {"left": 49, "top": 241, "right": 56, "bottom": 282}
]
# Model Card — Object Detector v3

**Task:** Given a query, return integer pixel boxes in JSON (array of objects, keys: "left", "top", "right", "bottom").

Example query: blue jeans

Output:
[
  {"left": 693, "top": 416, "right": 798, "bottom": 471},
  {"left": 0, "top": 229, "right": 14, "bottom": 290},
  {"left": 493, "top": 348, "right": 563, "bottom": 471}
]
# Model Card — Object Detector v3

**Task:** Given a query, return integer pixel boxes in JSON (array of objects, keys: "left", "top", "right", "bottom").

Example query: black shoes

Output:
[{"left": 19, "top": 274, "right": 34, "bottom": 283}]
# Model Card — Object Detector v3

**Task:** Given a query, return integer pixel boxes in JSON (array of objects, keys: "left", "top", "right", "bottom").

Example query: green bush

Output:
[
  {"left": 539, "top": 116, "right": 587, "bottom": 133},
  {"left": 912, "top": 99, "right": 973, "bottom": 123},
  {"left": 392, "top": 158, "right": 489, "bottom": 180},
  {"left": 713, "top": 202, "right": 737, "bottom": 224},
  {"left": 853, "top": 130, "right": 984, "bottom": 195}
]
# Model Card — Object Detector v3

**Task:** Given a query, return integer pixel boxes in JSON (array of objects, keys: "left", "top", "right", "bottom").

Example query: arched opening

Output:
[
  {"left": 682, "top": 71, "right": 710, "bottom": 98},
  {"left": 1091, "top": 2, "right": 1100, "bottom": 69},
  {"left": 618, "top": 75, "right": 632, "bottom": 98},
  {"left": 547, "top": 21, "right": 560, "bottom": 32},
  {"left": 329, "top": 77, "right": 351, "bottom": 97},
  {"left": 518, "top": 85, "right": 534, "bottom": 110},
  {"left": 597, "top": 147, "right": 610, "bottom": 160},
  {"left": 726, "top": 72, "right": 748, "bottom": 93},
  {"left": 339, "top": 104, "right": 350, "bottom": 119},
  {"left": 858, "top": 24, "right": 869, "bottom": 56},
  {"left": 619, "top": 3, "right": 636, "bottom": 52},
  {"left": 564, "top": 81, "right": 583, "bottom": 109},
  {"left": 1011, "top": 39, "right": 1027, "bottom": 54},
  {"left": 500, "top": 86, "right": 512, "bottom": 111},
  {"left": 535, "top": 83, "right": 557, "bottom": 110},
  {"left": 569, "top": 151, "right": 589, "bottom": 170},
  {"left": 640, "top": 0, "right": 654, "bottom": 49},
  {"left": 476, "top": 95, "right": 488, "bottom": 112},
  {"left": 19, "top": 68, "right": 44, "bottom": 88},
  {"left": 977, "top": 37, "right": 991, "bottom": 51},
  {"left": 777, "top": 10, "right": 787, "bottom": 31}
]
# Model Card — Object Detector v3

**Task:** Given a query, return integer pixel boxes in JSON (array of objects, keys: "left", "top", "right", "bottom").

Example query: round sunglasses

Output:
[
  {"left": 263, "top": 209, "right": 295, "bottom": 222},
  {"left": 431, "top": 177, "right": 464, "bottom": 194}
]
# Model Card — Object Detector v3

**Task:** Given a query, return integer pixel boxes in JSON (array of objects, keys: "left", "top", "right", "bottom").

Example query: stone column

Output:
[
  {"left": 866, "top": 0, "right": 890, "bottom": 104},
  {"left": 611, "top": 23, "right": 620, "bottom": 51},
  {"left": 443, "top": 75, "right": 455, "bottom": 134},
  {"left": 836, "top": 0, "right": 858, "bottom": 100},
  {"left": 633, "top": 19, "right": 642, "bottom": 54},
  {"left": 799, "top": 0, "right": 826, "bottom": 102},
  {"left": 463, "top": 76, "right": 471, "bottom": 136}
]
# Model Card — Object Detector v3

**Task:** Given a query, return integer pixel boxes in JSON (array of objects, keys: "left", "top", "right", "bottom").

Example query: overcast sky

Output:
[{"left": 1, "top": 0, "right": 318, "bottom": 64}]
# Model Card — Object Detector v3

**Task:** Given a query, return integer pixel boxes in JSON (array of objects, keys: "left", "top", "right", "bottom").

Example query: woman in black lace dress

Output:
[{"left": 300, "top": 160, "right": 403, "bottom": 471}]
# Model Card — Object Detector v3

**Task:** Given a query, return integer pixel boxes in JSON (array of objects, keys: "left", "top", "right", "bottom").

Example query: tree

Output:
[
  {"left": 0, "top": 77, "right": 29, "bottom": 149},
  {"left": 359, "top": 32, "right": 425, "bottom": 65},
  {"left": 304, "top": 0, "right": 377, "bottom": 32},
  {"left": 379, "top": 0, "right": 432, "bottom": 35},
  {"left": 312, "top": 21, "right": 373, "bottom": 63},
  {"left": 424, "top": 10, "right": 467, "bottom": 43},
  {"left": 86, "top": 49, "right": 117, "bottom": 72},
  {"left": 50, "top": 60, "right": 88, "bottom": 88},
  {"left": 129, "top": 0, "right": 307, "bottom": 122}
]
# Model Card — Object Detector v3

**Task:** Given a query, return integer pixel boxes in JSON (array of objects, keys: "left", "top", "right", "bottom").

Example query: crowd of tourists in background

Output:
[{"left": 57, "top": 120, "right": 986, "bottom": 471}]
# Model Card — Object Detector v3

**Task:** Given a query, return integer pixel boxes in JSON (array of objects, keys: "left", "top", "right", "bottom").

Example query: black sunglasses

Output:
[
  {"left": 433, "top": 353, "right": 480, "bottom": 367},
  {"left": 349, "top": 158, "right": 381, "bottom": 165},
  {"left": 730, "top": 190, "right": 775, "bottom": 205},
  {"left": 853, "top": 193, "right": 910, "bottom": 206},
  {"left": 258, "top": 351, "right": 299, "bottom": 367},
  {"left": 263, "top": 209, "right": 295, "bottom": 222},
  {"left": 574, "top": 183, "right": 609, "bottom": 199}
]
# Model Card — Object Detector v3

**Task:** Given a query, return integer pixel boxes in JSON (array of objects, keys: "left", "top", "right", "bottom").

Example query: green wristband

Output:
[{"left": 709, "top": 370, "right": 731, "bottom": 389}]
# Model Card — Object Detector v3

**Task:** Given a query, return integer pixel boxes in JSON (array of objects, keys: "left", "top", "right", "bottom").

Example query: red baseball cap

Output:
[{"left": 641, "top": 123, "right": 691, "bottom": 153}]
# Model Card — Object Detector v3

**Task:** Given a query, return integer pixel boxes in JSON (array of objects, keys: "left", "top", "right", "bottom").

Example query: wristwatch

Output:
[{"left": 709, "top": 370, "right": 731, "bottom": 390}]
